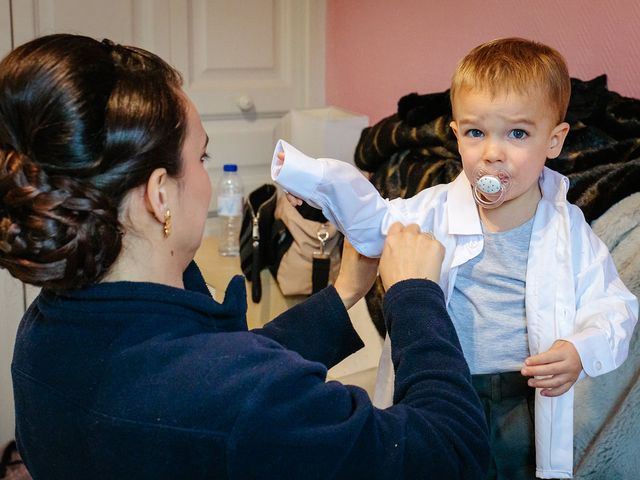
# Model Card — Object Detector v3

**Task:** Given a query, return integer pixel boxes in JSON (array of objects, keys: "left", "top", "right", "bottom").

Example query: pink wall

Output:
[{"left": 326, "top": 0, "right": 640, "bottom": 124}]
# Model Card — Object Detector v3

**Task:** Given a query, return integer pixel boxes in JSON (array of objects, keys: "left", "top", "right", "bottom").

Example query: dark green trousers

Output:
[{"left": 472, "top": 372, "right": 536, "bottom": 480}]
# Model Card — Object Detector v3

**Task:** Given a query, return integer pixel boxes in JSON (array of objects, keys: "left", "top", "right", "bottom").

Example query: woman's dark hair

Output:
[{"left": 0, "top": 34, "right": 187, "bottom": 291}]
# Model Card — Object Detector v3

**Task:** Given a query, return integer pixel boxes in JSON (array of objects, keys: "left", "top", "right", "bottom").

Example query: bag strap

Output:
[
  {"left": 311, "top": 223, "right": 331, "bottom": 293},
  {"left": 250, "top": 217, "right": 261, "bottom": 303},
  {"left": 311, "top": 256, "right": 330, "bottom": 293},
  {"left": 239, "top": 184, "right": 277, "bottom": 303}
]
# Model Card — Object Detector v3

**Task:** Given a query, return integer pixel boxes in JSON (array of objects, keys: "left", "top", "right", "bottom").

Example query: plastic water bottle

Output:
[{"left": 217, "top": 164, "right": 244, "bottom": 256}]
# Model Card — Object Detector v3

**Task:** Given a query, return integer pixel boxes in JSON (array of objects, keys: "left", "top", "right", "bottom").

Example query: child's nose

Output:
[{"left": 482, "top": 138, "right": 503, "bottom": 163}]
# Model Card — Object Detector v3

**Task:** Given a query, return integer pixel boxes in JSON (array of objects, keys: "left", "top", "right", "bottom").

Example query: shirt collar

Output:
[
  {"left": 37, "top": 273, "right": 249, "bottom": 332},
  {"left": 539, "top": 166, "right": 569, "bottom": 203},
  {"left": 447, "top": 172, "right": 482, "bottom": 235}
]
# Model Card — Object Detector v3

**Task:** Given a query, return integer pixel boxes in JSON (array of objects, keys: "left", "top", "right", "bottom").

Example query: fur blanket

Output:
[{"left": 574, "top": 193, "right": 640, "bottom": 480}]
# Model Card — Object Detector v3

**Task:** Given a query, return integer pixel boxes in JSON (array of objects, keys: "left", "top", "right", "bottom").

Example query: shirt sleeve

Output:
[
  {"left": 271, "top": 139, "right": 403, "bottom": 257},
  {"left": 563, "top": 210, "right": 639, "bottom": 377},
  {"left": 227, "top": 280, "right": 490, "bottom": 479}
]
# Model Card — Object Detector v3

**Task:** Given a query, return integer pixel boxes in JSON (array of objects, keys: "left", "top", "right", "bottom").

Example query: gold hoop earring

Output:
[{"left": 163, "top": 209, "right": 172, "bottom": 238}]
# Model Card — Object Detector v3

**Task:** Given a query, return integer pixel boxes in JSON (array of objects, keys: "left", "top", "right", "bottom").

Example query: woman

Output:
[{"left": 0, "top": 34, "right": 489, "bottom": 479}]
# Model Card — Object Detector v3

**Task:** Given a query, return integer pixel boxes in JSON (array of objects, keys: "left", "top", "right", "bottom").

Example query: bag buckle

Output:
[
  {"left": 251, "top": 215, "right": 260, "bottom": 247},
  {"left": 313, "top": 224, "right": 330, "bottom": 259}
]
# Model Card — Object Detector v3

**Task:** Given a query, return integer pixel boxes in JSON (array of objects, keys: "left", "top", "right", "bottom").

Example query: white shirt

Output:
[{"left": 272, "top": 139, "right": 638, "bottom": 478}]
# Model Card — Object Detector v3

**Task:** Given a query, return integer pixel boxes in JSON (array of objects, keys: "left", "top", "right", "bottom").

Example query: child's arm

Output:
[
  {"left": 522, "top": 212, "right": 638, "bottom": 396},
  {"left": 271, "top": 140, "right": 410, "bottom": 257}
]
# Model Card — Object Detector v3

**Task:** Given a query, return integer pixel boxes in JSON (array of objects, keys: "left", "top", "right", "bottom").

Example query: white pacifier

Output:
[{"left": 471, "top": 166, "right": 511, "bottom": 209}]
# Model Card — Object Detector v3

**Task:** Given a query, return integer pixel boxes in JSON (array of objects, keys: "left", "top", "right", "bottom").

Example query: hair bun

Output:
[
  {"left": 1, "top": 33, "right": 186, "bottom": 290},
  {"left": 0, "top": 148, "right": 122, "bottom": 291}
]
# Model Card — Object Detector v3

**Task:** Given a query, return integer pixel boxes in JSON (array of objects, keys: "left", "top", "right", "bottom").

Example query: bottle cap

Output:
[{"left": 223, "top": 164, "right": 238, "bottom": 172}]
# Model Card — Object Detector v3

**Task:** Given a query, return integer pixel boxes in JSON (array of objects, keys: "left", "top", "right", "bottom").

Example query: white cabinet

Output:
[{"left": 0, "top": 0, "right": 326, "bottom": 446}]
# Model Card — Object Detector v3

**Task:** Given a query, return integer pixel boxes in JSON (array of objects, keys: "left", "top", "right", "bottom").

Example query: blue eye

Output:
[
  {"left": 509, "top": 129, "right": 528, "bottom": 140},
  {"left": 466, "top": 129, "right": 484, "bottom": 138}
]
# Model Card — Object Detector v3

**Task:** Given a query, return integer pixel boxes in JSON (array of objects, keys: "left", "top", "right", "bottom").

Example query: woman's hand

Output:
[
  {"left": 379, "top": 223, "right": 444, "bottom": 291},
  {"left": 333, "top": 239, "right": 379, "bottom": 310}
]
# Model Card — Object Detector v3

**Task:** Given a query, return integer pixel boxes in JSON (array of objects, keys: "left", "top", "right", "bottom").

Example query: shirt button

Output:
[{"left": 594, "top": 361, "right": 602, "bottom": 371}]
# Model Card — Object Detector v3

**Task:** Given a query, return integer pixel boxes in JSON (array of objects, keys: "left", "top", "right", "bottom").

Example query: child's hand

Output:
[
  {"left": 285, "top": 192, "right": 303, "bottom": 207},
  {"left": 277, "top": 151, "right": 303, "bottom": 207},
  {"left": 333, "top": 239, "right": 379, "bottom": 310},
  {"left": 521, "top": 340, "right": 583, "bottom": 397}
]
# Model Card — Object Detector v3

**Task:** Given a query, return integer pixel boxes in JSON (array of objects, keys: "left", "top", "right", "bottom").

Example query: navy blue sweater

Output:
[{"left": 12, "top": 262, "right": 489, "bottom": 479}]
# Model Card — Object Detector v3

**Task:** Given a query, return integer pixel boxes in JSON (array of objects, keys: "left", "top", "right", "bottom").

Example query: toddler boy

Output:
[{"left": 271, "top": 38, "right": 638, "bottom": 479}]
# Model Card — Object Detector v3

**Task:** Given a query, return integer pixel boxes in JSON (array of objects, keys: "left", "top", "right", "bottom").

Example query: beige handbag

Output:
[{"left": 272, "top": 190, "right": 342, "bottom": 296}]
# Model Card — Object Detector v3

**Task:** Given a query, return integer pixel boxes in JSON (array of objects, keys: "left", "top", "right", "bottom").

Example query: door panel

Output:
[
  {"left": 11, "top": 0, "right": 168, "bottom": 52},
  {"left": 169, "top": 0, "right": 324, "bottom": 117}
]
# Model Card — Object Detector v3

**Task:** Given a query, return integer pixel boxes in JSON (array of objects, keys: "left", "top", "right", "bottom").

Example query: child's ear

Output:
[
  {"left": 449, "top": 120, "right": 460, "bottom": 139},
  {"left": 547, "top": 122, "right": 570, "bottom": 159}
]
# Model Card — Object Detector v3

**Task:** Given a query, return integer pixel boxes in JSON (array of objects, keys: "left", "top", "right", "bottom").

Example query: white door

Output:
[{"left": 11, "top": 0, "right": 326, "bottom": 196}]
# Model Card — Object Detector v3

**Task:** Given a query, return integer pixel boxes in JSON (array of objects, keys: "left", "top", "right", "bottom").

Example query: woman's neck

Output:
[{"left": 101, "top": 235, "right": 185, "bottom": 289}]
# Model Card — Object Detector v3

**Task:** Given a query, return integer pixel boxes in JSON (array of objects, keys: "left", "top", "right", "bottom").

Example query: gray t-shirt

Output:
[{"left": 448, "top": 217, "right": 534, "bottom": 374}]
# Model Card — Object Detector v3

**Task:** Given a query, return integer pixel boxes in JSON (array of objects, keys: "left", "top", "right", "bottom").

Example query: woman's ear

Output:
[
  {"left": 144, "top": 168, "right": 170, "bottom": 223},
  {"left": 547, "top": 122, "right": 570, "bottom": 159}
]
